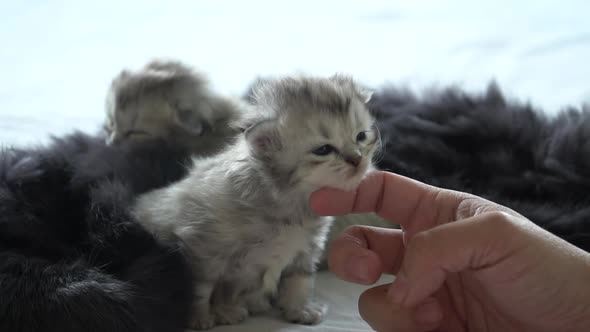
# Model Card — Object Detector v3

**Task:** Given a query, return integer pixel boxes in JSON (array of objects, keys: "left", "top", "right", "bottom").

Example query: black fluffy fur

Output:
[
  {"left": 0, "top": 133, "right": 194, "bottom": 332},
  {"left": 370, "top": 82, "right": 590, "bottom": 251}
]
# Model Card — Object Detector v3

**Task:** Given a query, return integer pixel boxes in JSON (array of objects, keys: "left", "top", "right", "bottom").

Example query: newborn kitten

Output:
[
  {"left": 245, "top": 77, "right": 393, "bottom": 271},
  {"left": 133, "top": 74, "right": 379, "bottom": 329},
  {"left": 104, "top": 59, "right": 242, "bottom": 155}
]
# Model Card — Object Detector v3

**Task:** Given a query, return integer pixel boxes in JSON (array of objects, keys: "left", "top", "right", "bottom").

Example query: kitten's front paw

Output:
[
  {"left": 214, "top": 304, "right": 249, "bottom": 325},
  {"left": 282, "top": 302, "right": 327, "bottom": 325},
  {"left": 190, "top": 314, "right": 216, "bottom": 330}
]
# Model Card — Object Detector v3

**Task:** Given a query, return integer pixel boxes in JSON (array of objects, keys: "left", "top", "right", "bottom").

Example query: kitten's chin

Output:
[
  {"left": 336, "top": 180, "right": 363, "bottom": 192},
  {"left": 312, "top": 170, "right": 366, "bottom": 192},
  {"left": 342, "top": 172, "right": 366, "bottom": 191},
  {"left": 304, "top": 162, "right": 372, "bottom": 192}
]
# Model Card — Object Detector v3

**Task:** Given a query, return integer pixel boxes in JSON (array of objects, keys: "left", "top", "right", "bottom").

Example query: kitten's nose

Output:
[{"left": 344, "top": 153, "right": 362, "bottom": 167}]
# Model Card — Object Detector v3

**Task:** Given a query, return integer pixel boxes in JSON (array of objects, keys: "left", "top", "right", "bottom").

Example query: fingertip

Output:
[
  {"left": 359, "top": 284, "right": 439, "bottom": 332},
  {"left": 387, "top": 274, "right": 410, "bottom": 306},
  {"left": 309, "top": 188, "right": 356, "bottom": 216},
  {"left": 328, "top": 248, "right": 383, "bottom": 285},
  {"left": 309, "top": 190, "right": 328, "bottom": 215},
  {"left": 364, "top": 251, "right": 385, "bottom": 284},
  {"left": 346, "top": 251, "right": 383, "bottom": 285}
]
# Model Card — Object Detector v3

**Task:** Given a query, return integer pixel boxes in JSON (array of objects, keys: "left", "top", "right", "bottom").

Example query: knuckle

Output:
[{"left": 482, "top": 210, "right": 516, "bottom": 228}]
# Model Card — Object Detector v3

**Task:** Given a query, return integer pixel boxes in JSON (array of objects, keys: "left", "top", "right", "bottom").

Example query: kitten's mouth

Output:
[{"left": 347, "top": 163, "right": 367, "bottom": 179}]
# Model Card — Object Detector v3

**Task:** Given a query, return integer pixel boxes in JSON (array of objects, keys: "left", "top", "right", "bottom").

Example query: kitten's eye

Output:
[
  {"left": 356, "top": 131, "right": 367, "bottom": 142},
  {"left": 312, "top": 144, "right": 336, "bottom": 156}
]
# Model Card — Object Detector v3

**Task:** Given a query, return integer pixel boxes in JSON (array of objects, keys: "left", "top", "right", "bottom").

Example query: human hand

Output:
[{"left": 310, "top": 171, "right": 590, "bottom": 332}]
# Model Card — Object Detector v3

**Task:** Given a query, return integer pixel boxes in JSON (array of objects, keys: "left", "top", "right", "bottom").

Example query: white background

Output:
[{"left": 1, "top": 0, "right": 589, "bottom": 146}]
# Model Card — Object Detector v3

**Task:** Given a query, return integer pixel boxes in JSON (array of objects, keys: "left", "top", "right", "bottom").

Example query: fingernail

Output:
[
  {"left": 345, "top": 255, "right": 371, "bottom": 283},
  {"left": 414, "top": 299, "right": 443, "bottom": 325},
  {"left": 388, "top": 274, "right": 409, "bottom": 306}
]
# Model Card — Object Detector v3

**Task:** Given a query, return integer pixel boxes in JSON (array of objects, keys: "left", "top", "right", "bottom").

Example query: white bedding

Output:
[
  {"left": 1, "top": 1, "right": 589, "bottom": 331},
  {"left": 209, "top": 274, "right": 393, "bottom": 332}
]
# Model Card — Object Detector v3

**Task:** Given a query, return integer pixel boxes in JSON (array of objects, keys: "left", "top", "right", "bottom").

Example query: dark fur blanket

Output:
[
  {"left": 0, "top": 134, "right": 194, "bottom": 332},
  {"left": 369, "top": 82, "right": 590, "bottom": 251}
]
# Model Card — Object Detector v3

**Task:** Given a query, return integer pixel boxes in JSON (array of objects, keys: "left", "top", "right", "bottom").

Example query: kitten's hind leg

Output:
[
  {"left": 276, "top": 272, "right": 327, "bottom": 325},
  {"left": 190, "top": 282, "right": 216, "bottom": 330}
]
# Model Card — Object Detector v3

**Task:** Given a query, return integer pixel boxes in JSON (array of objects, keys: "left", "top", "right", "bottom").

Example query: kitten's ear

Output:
[
  {"left": 110, "top": 70, "right": 131, "bottom": 93},
  {"left": 244, "top": 120, "right": 281, "bottom": 156},
  {"left": 230, "top": 103, "right": 265, "bottom": 133},
  {"left": 359, "top": 88, "right": 374, "bottom": 103},
  {"left": 231, "top": 115, "right": 257, "bottom": 133},
  {"left": 117, "top": 70, "right": 131, "bottom": 79},
  {"left": 329, "top": 73, "right": 373, "bottom": 103}
]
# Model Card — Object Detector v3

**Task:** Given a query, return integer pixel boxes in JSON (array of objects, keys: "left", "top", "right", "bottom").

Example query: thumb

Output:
[
  {"left": 358, "top": 284, "right": 443, "bottom": 332},
  {"left": 388, "top": 211, "right": 522, "bottom": 307}
]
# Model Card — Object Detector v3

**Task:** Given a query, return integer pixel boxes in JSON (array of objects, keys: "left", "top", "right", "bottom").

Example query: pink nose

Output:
[{"left": 345, "top": 155, "right": 362, "bottom": 167}]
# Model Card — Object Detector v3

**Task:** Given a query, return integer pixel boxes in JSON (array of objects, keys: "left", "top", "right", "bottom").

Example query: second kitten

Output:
[{"left": 104, "top": 59, "right": 243, "bottom": 155}]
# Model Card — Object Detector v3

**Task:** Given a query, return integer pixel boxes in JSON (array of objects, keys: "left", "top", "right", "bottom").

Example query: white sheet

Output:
[
  {"left": 207, "top": 274, "right": 394, "bottom": 332},
  {"left": 1, "top": 1, "right": 589, "bottom": 331}
]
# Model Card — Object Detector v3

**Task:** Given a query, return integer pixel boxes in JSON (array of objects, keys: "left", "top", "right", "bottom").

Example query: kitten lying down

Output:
[
  {"left": 133, "top": 74, "right": 379, "bottom": 329},
  {"left": 104, "top": 59, "right": 243, "bottom": 156}
]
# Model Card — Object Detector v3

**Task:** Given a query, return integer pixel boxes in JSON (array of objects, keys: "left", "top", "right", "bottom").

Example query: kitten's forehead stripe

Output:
[
  {"left": 253, "top": 76, "right": 363, "bottom": 117},
  {"left": 344, "top": 97, "right": 352, "bottom": 114},
  {"left": 322, "top": 93, "right": 349, "bottom": 115},
  {"left": 319, "top": 124, "right": 330, "bottom": 139},
  {"left": 353, "top": 105, "right": 362, "bottom": 126}
]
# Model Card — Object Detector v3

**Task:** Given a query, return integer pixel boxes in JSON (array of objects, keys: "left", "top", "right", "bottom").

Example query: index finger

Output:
[{"left": 310, "top": 171, "right": 465, "bottom": 229}]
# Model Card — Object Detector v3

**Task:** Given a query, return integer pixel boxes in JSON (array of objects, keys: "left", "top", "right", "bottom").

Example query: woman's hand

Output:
[{"left": 311, "top": 171, "right": 590, "bottom": 331}]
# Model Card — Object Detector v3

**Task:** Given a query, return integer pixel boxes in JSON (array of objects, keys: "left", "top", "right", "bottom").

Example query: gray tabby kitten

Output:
[
  {"left": 104, "top": 59, "right": 243, "bottom": 155},
  {"left": 132, "top": 74, "right": 379, "bottom": 330},
  {"left": 244, "top": 77, "right": 393, "bottom": 271}
]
